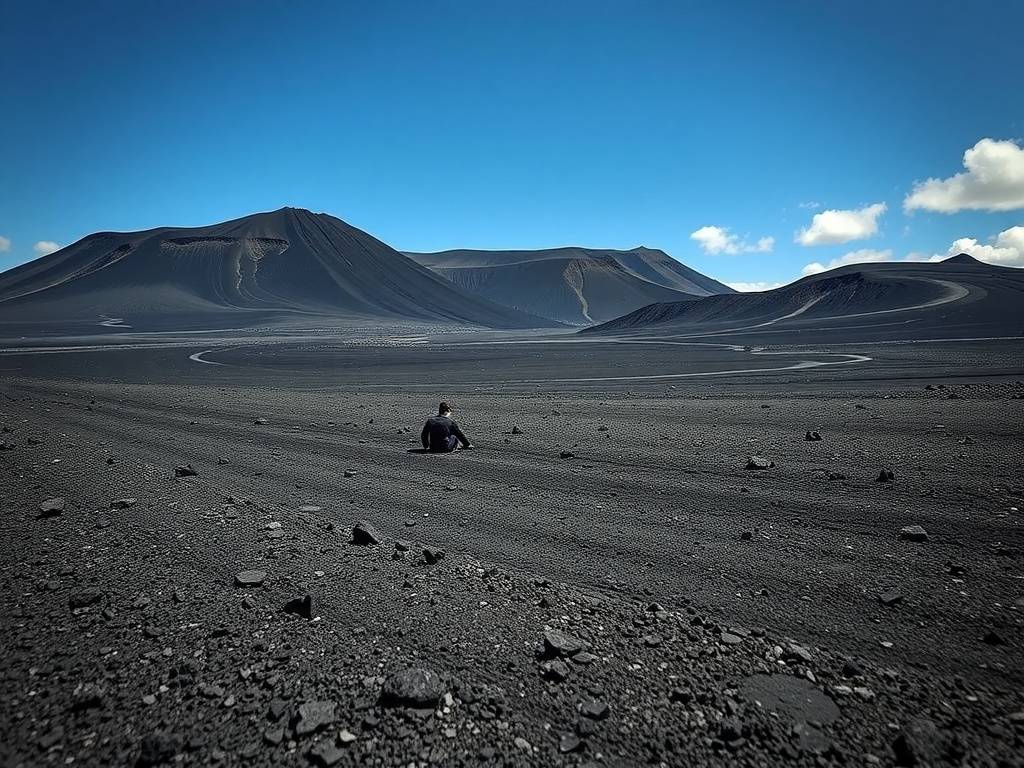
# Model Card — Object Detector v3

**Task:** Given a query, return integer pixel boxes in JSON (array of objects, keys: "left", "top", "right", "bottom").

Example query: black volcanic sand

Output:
[{"left": 1, "top": 337, "right": 1023, "bottom": 767}]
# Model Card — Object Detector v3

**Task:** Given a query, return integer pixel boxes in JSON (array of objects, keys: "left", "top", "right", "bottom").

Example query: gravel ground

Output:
[{"left": 1, "top": 339, "right": 1022, "bottom": 766}]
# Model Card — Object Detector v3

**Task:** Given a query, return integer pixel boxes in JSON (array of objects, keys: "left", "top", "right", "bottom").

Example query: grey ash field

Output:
[{"left": 2, "top": 332, "right": 1024, "bottom": 768}]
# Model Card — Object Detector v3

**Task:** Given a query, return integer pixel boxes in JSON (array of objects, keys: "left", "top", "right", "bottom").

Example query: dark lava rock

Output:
[
  {"left": 782, "top": 643, "right": 814, "bottom": 665},
  {"left": 541, "top": 659, "right": 570, "bottom": 682},
  {"left": 805, "top": 431, "right": 822, "bottom": 441},
  {"left": 293, "top": 700, "right": 337, "bottom": 735},
  {"left": 740, "top": 530, "right": 753, "bottom": 541},
  {"left": 560, "top": 451, "right": 575, "bottom": 459},
  {"left": 174, "top": 464, "right": 197, "bottom": 477},
  {"left": 543, "top": 630, "right": 586, "bottom": 658},
  {"left": 892, "top": 718, "right": 944, "bottom": 766},
  {"left": 983, "top": 630, "right": 1005, "bottom": 646},
  {"left": 841, "top": 660, "right": 864, "bottom": 678},
  {"left": 745, "top": 456, "right": 774, "bottom": 470},
  {"left": 876, "top": 468, "right": 895, "bottom": 483},
  {"left": 351, "top": 520, "right": 382, "bottom": 546},
  {"left": 511, "top": 425, "right": 523, "bottom": 435},
  {"left": 234, "top": 569, "right": 267, "bottom": 588},
  {"left": 69, "top": 591, "right": 103, "bottom": 610},
  {"left": 559, "top": 733, "right": 583, "bottom": 753},
  {"left": 137, "top": 732, "right": 180, "bottom": 767},
  {"left": 422, "top": 545, "right": 446, "bottom": 565},
  {"left": 283, "top": 594, "right": 313, "bottom": 619},
  {"left": 253, "top": 417, "right": 268, "bottom": 425},
  {"left": 0, "top": 440, "right": 14, "bottom": 450},
  {"left": 899, "top": 525, "right": 929, "bottom": 542},
  {"left": 39, "top": 497, "right": 66, "bottom": 517},
  {"left": 879, "top": 588, "right": 903, "bottom": 606},
  {"left": 380, "top": 668, "right": 445, "bottom": 708},
  {"left": 309, "top": 741, "right": 344, "bottom": 767},
  {"left": 110, "top": 498, "right": 137, "bottom": 509},
  {"left": 580, "top": 699, "right": 609, "bottom": 720}
]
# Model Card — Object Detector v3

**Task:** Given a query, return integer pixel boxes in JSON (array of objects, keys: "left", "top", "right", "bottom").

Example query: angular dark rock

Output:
[
  {"left": 559, "top": 733, "right": 583, "bottom": 753},
  {"left": 71, "top": 682, "right": 105, "bottom": 711},
  {"left": 351, "top": 520, "right": 382, "bottom": 546},
  {"left": 543, "top": 629, "right": 586, "bottom": 658},
  {"left": 892, "top": 718, "right": 944, "bottom": 766},
  {"left": 283, "top": 594, "right": 313, "bottom": 619},
  {"left": 879, "top": 589, "right": 903, "bottom": 606},
  {"left": 745, "top": 456, "right": 774, "bottom": 470},
  {"left": 69, "top": 591, "right": 103, "bottom": 610},
  {"left": 110, "top": 498, "right": 137, "bottom": 509},
  {"left": 234, "top": 569, "right": 267, "bottom": 587},
  {"left": 876, "top": 468, "right": 895, "bottom": 483},
  {"left": 541, "top": 659, "right": 570, "bottom": 682},
  {"left": 560, "top": 451, "right": 575, "bottom": 459},
  {"left": 308, "top": 740, "right": 344, "bottom": 767},
  {"left": 294, "top": 700, "right": 337, "bottom": 735},
  {"left": 422, "top": 545, "right": 446, "bottom": 565},
  {"left": 174, "top": 464, "right": 198, "bottom": 477},
  {"left": 39, "top": 497, "right": 65, "bottom": 517},
  {"left": 511, "top": 425, "right": 523, "bottom": 435},
  {"left": 580, "top": 699, "right": 609, "bottom": 720},
  {"left": 804, "top": 430, "right": 822, "bottom": 441},
  {"left": 380, "top": 668, "right": 445, "bottom": 708},
  {"left": 899, "top": 525, "right": 929, "bottom": 542}
]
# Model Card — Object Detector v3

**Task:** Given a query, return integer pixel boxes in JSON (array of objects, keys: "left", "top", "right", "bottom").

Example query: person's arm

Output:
[
  {"left": 421, "top": 422, "right": 430, "bottom": 449},
  {"left": 451, "top": 421, "right": 472, "bottom": 448}
]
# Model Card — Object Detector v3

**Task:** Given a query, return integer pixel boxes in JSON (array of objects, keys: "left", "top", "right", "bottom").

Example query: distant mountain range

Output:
[
  {"left": 406, "top": 247, "right": 733, "bottom": 325},
  {"left": 582, "top": 254, "right": 1024, "bottom": 341},
  {"left": 0, "top": 208, "right": 555, "bottom": 332}
]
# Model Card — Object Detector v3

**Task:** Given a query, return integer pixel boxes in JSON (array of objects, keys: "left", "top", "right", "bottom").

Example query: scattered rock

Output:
[
  {"left": 70, "top": 682, "right": 105, "bottom": 711},
  {"left": 234, "top": 570, "right": 267, "bottom": 588},
  {"left": 294, "top": 700, "right": 337, "bottom": 735},
  {"left": 343, "top": 470, "right": 357, "bottom": 478},
  {"left": 380, "top": 668, "right": 445, "bottom": 708},
  {"left": 745, "top": 456, "right": 774, "bottom": 470},
  {"left": 283, "top": 594, "right": 313, "bottom": 619},
  {"left": 39, "top": 497, "right": 65, "bottom": 517},
  {"left": 560, "top": 451, "right": 575, "bottom": 459},
  {"left": 579, "top": 699, "right": 609, "bottom": 720},
  {"left": 876, "top": 468, "right": 895, "bottom": 483},
  {"left": 879, "top": 589, "right": 903, "bottom": 606},
  {"left": 308, "top": 740, "right": 344, "bottom": 767},
  {"left": 541, "top": 659, "right": 570, "bottom": 682},
  {"left": 543, "top": 630, "right": 586, "bottom": 658},
  {"left": 511, "top": 425, "right": 523, "bottom": 435},
  {"left": 253, "top": 417, "right": 268, "bottom": 425},
  {"left": 174, "top": 465, "right": 197, "bottom": 477},
  {"left": 559, "top": 733, "right": 583, "bottom": 753},
  {"left": 899, "top": 525, "right": 929, "bottom": 542},
  {"left": 805, "top": 431, "right": 822, "bottom": 441},
  {"left": 110, "top": 498, "right": 137, "bottom": 509},
  {"left": 351, "top": 521, "right": 382, "bottom": 546},
  {"left": 892, "top": 718, "right": 944, "bottom": 766},
  {"left": 422, "top": 545, "right": 446, "bottom": 565},
  {"left": 983, "top": 630, "right": 1005, "bottom": 646},
  {"left": 69, "top": 591, "right": 103, "bottom": 610}
]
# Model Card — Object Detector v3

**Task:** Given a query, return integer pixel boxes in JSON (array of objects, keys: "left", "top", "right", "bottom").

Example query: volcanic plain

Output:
[{"left": 1, "top": 329, "right": 1022, "bottom": 767}]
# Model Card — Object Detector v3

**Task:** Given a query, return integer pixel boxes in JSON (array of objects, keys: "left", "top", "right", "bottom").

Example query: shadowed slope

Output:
[
  {"left": 582, "top": 255, "right": 1024, "bottom": 341},
  {"left": 0, "top": 208, "right": 556, "bottom": 332},
  {"left": 406, "top": 247, "right": 733, "bottom": 325}
]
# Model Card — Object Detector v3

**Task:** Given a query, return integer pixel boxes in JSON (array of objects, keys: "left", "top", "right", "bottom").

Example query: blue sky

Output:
[{"left": 2, "top": 0, "right": 1022, "bottom": 288}]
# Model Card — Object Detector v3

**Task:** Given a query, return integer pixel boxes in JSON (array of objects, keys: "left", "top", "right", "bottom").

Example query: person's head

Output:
[{"left": 438, "top": 401, "right": 452, "bottom": 416}]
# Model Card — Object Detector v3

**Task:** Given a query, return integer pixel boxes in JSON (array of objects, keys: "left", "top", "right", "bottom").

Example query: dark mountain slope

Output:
[
  {"left": 405, "top": 246, "right": 732, "bottom": 325},
  {"left": 0, "top": 208, "right": 555, "bottom": 332},
  {"left": 582, "top": 255, "right": 1024, "bottom": 341}
]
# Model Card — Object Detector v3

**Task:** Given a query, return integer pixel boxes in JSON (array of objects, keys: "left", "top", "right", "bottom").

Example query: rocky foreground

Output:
[{"left": 1, "top": 380, "right": 1023, "bottom": 767}]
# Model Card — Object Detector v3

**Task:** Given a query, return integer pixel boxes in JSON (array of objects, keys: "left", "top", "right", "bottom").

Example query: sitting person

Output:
[{"left": 421, "top": 402, "right": 473, "bottom": 452}]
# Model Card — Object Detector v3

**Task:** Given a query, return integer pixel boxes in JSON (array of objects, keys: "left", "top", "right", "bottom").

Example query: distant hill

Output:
[
  {"left": 405, "top": 247, "right": 734, "bottom": 325},
  {"left": 0, "top": 208, "right": 556, "bottom": 333},
  {"left": 581, "top": 254, "right": 1024, "bottom": 341}
]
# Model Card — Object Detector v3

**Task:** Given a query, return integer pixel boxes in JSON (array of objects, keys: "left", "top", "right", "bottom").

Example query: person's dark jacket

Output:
[{"left": 421, "top": 415, "right": 470, "bottom": 452}]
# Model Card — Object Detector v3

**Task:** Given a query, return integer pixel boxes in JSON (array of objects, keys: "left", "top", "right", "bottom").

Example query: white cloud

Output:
[
  {"left": 796, "top": 203, "right": 887, "bottom": 246},
  {"left": 0, "top": 235, "right": 10, "bottom": 252},
  {"left": 800, "top": 226, "right": 1024, "bottom": 276},
  {"left": 33, "top": 240, "right": 61, "bottom": 256},
  {"left": 801, "top": 249, "right": 894, "bottom": 276},
  {"left": 690, "top": 226, "right": 774, "bottom": 255},
  {"left": 798, "top": 201, "right": 822, "bottom": 210},
  {"left": 725, "top": 280, "right": 784, "bottom": 292},
  {"left": 940, "top": 226, "right": 1024, "bottom": 266},
  {"left": 904, "top": 138, "right": 1024, "bottom": 213}
]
